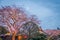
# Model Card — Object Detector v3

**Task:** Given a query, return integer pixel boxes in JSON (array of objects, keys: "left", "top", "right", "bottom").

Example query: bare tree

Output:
[
  {"left": 0, "top": 6, "right": 40, "bottom": 40},
  {"left": 0, "top": 6, "right": 28, "bottom": 33}
]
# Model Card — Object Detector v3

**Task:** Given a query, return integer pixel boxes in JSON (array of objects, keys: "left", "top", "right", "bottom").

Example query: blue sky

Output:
[{"left": 0, "top": 0, "right": 60, "bottom": 30}]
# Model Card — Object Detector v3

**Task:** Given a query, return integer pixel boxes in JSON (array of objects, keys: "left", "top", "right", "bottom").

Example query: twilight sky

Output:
[{"left": 0, "top": 0, "right": 60, "bottom": 30}]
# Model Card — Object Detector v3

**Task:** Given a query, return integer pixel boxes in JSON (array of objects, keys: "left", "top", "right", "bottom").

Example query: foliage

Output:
[
  {"left": 27, "top": 33, "right": 47, "bottom": 40},
  {"left": 0, "top": 38, "right": 2, "bottom": 40},
  {"left": 20, "top": 21, "right": 39, "bottom": 37},
  {"left": 58, "top": 35, "right": 60, "bottom": 37},
  {"left": 36, "top": 33, "right": 47, "bottom": 40},
  {"left": 0, "top": 26, "right": 8, "bottom": 35}
]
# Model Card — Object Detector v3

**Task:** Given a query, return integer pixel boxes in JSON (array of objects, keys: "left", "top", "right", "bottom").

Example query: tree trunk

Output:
[
  {"left": 18, "top": 35, "right": 22, "bottom": 40},
  {"left": 12, "top": 32, "right": 16, "bottom": 40}
]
